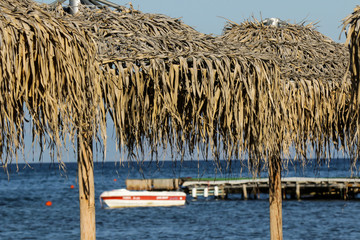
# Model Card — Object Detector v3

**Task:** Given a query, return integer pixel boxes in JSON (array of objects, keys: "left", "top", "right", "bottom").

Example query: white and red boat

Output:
[{"left": 100, "top": 189, "right": 186, "bottom": 208}]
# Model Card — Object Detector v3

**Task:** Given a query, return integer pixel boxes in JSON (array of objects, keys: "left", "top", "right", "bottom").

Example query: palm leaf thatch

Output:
[
  {"left": 2, "top": 3, "right": 281, "bottom": 238},
  {"left": 0, "top": 0, "right": 100, "bottom": 168},
  {"left": 221, "top": 19, "right": 350, "bottom": 165},
  {"left": 221, "top": 19, "right": 350, "bottom": 239},
  {"left": 1, "top": 1, "right": 352, "bottom": 239},
  {"left": 342, "top": 6, "right": 360, "bottom": 164},
  {"left": 45, "top": 4, "right": 282, "bottom": 169}
]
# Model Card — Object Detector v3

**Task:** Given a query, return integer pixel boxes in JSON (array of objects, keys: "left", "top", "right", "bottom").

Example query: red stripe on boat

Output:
[{"left": 101, "top": 196, "right": 185, "bottom": 201}]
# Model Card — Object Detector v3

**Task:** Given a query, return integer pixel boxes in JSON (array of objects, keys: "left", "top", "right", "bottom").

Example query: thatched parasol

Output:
[
  {"left": 51, "top": 6, "right": 351, "bottom": 238},
  {"left": 0, "top": 0, "right": 103, "bottom": 238},
  {"left": 3, "top": 1, "right": 281, "bottom": 239},
  {"left": 50, "top": 9, "right": 284, "bottom": 240},
  {"left": 222, "top": 19, "right": 350, "bottom": 159},
  {"left": 47, "top": 3, "right": 285, "bottom": 165},
  {"left": 0, "top": 0, "right": 100, "bottom": 168},
  {"left": 342, "top": 6, "right": 360, "bottom": 164},
  {"left": 3, "top": 0, "right": 350, "bottom": 238},
  {"left": 221, "top": 19, "right": 350, "bottom": 239}
]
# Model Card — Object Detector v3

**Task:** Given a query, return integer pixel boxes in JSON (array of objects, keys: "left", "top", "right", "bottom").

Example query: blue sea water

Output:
[{"left": 1, "top": 159, "right": 360, "bottom": 240}]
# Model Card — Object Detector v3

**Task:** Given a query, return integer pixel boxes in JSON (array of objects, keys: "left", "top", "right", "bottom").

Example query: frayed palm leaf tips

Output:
[
  {"left": 0, "top": 0, "right": 99, "bottom": 168},
  {"left": 222, "top": 19, "right": 350, "bottom": 164},
  {"left": 342, "top": 6, "right": 360, "bottom": 166},
  {"left": 46, "top": 4, "right": 281, "bottom": 165},
  {"left": 221, "top": 18, "right": 350, "bottom": 240}
]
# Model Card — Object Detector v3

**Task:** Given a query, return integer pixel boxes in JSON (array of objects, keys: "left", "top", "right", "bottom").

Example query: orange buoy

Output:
[
  {"left": 45, "top": 201, "right": 52, "bottom": 206},
  {"left": 113, "top": 178, "right": 117, "bottom": 182},
  {"left": 70, "top": 185, "right": 75, "bottom": 189}
]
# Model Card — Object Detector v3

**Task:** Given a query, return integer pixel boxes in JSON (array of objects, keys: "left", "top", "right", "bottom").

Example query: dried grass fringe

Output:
[{"left": 0, "top": 1, "right": 352, "bottom": 175}]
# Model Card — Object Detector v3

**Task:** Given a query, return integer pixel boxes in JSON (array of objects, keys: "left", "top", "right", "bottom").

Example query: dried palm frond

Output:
[
  {"left": 342, "top": 6, "right": 360, "bottom": 165},
  {"left": 41, "top": 5, "right": 284, "bottom": 170},
  {"left": 2, "top": 0, "right": 350, "bottom": 177},
  {"left": 221, "top": 20, "right": 350, "bottom": 165},
  {"left": 39, "top": 4, "right": 351, "bottom": 174},
  {"left": 4, "top": 2, "right": 352, "bottom": 239},
  {"left": 0, "top": 0, "right": 100, "bottom": 168}
]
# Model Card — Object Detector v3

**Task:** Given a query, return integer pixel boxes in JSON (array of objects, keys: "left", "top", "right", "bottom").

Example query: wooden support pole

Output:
[
  {"left": 296, "top": 183, "right": 300, "bottom": 200},
  {"left": 78, "top": 130, "right": 96, "bottom": 240},
  {"left": 269, "top": 155, "right": 283, "bottom": 240},
  {"left": 344, "top": 184, "right": 348, "bottom": 200},
  {"left": 221, "top": 186, "right": 227, "bottom": 199},
  {"left": 243, "top": 184, "right": 248, "bottom": 200},
  {"left": 252, "top": 186, "right": 259, "bottom": 199}
]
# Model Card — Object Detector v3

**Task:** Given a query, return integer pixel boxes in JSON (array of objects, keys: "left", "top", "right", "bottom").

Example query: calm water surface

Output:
[{"left": 1, "top": 159, "right": 360, "bottom": 239}]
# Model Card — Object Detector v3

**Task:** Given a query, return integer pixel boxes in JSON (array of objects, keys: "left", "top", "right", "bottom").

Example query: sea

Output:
[{"left": 1, "top": 158, "right": 360, "bottom": 240}]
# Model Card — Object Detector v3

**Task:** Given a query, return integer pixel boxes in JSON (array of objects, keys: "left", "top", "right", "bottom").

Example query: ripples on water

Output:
[{"left": 1, "top": 159, "right": 360, "bottom": 239}]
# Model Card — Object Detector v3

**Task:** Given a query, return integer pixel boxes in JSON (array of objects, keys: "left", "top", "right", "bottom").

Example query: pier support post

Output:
[
  {"left": 192, "top": 188, "right": 197, "bottom": 198},
  {"left": 253, "top": 185, "right": 260, "bottom": 199},
  {"left": 220, "top": 186, "right": 227, "bottom": 199},
  {"left": 204, "top": 187, "right": 209, "bottom": 198},
  {"left": 269, "top": 155, "right": 283, "bottom": 240},
  {"left": 282, "top": 186, "right": 286, "bottom": 200},
  {"left": 214, "top": 186, "right": 219, "bottom": 197},
  {"left": 242, "top": 184, "right": 248, "bottom": 200},
  {"left": 296, "top": 183, "right": 300, "bottom": 200},
  {"left": 345, "top": 184, "right": 348, "bottom": 200}
]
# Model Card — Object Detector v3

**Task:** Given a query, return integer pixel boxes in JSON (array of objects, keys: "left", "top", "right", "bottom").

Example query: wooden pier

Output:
[
  {"left": 181, "top": 177, "right": 360, "bottom": 200},
  {"left": 126, "top": 177, "right": 360, "bottom": 200}
]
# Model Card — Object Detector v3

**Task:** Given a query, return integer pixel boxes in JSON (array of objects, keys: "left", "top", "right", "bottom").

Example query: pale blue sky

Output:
[{"left": 38, "top": 0, "right": 360, "bottom": 42}]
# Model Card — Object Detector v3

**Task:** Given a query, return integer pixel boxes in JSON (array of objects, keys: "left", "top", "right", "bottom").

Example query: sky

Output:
[{"left": 39, "top": 0, "right": 360, "bottom": 42}]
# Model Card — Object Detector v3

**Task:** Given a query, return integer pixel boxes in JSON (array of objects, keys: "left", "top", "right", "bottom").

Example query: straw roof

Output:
[
  {"left": 222, "top": 20, "right": 348, "bottom": 83},
  {"left": 221, "top": 20, "right": 350, "bottom": 163},
  {"left": 342, "top": 6, "right": 360, "bottom": 163},
  {"left": 0, "top": 0, "right": 281, "bottom": 169},
  {"left": 43, "top": 4, "right": 283, "bottom": 166},
  {"left": 0, "top": 0, "right": 100, "bottom": 166},
  {"left": 0, "top": 1, "right": 351, "bottom": 173},
  {"left": 1, "top": 2, "right": 352, "bottom": 239}
]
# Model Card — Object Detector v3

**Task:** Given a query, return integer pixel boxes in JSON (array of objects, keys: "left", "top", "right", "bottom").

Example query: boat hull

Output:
[{"left": 100, "top": 189, "right": 186, "bottom": 208}]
